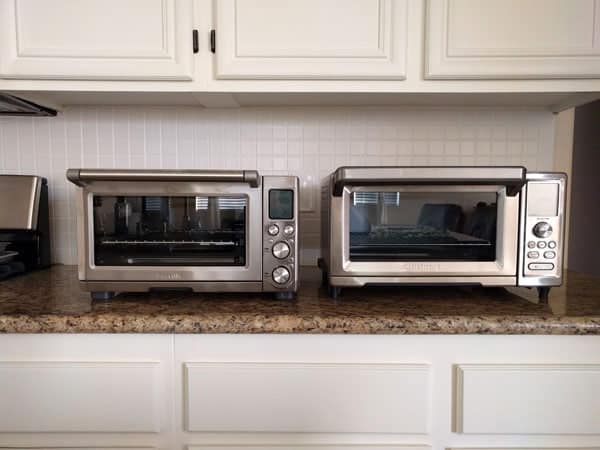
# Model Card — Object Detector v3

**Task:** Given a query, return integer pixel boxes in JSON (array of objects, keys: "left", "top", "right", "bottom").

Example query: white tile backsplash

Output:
[{"left": 0, "top": 106, "right": 555, "bottom": 265}]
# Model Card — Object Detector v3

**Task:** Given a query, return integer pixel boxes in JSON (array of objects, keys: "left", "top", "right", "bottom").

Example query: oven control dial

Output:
[
  {"left": 283, "top": 224, "right": 295, "bottom": 236},
  {"left": 267, "top": 224, "right": 280, "bottom": 236},
  {"left": 272, "top": 266, "right": 291, "bottom": 285},
  {"left": 272, "top": 241, "right": 291, "bottom": 259},
  {"left": 533, "top": 221, "right": 553, "bottom": 238}
]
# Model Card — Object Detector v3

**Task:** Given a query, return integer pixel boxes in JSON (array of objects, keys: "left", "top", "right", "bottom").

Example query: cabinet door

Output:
[
  {"left": 0, "top": 0, "right": 193, "bottom": 80},
  {"left": 426, "top": 0, "right": 600, "bottom": 79},
  {"left": 454, "top": 364, "right": 600, "bottom": 434},
  {"left": 215, "top": 0, "right": 408, "bottom": 80},
  {"left": 184, "top": 362, "right": 430, "bottom": 433}
]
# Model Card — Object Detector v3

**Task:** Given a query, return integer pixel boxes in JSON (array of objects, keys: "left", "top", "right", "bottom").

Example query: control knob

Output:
[
  {"left": 272, "top": 241, "right": 291, "bottom": 259},
  {"left": 532, "top": 221, "right": 553, "bottom": 238},
  {"left": 272, "top": 266, "right": 291, "bottom": 285},
  {"left": 283, "top": 224, "right": 295, "bottom": 236},
  {"left": 267, "top": 224, "right": 279, "bottom": 236}
]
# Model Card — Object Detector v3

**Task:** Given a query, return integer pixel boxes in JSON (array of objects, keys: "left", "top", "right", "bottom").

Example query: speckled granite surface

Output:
[{"left": 0, "top": 265, "right": 599, "bottom": 334}]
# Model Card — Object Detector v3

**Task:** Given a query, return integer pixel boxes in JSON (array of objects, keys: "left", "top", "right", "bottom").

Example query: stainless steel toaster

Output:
[
  {"left": 319, "top": 166, "right": 566, "bottom": 300},
  {"left": 67, "top": 169, "right": 299, "bottom": 299}
]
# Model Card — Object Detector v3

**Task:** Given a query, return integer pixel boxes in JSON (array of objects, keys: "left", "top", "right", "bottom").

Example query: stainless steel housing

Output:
[
  {"left": 0, "top": 175, "right": 44, "bottom": 230},
  {"left": 320, "top": 166, "right": 566, "bottom": 299},
  {"left": 68, "top": 169, "right": 299, "bottom": 298}
]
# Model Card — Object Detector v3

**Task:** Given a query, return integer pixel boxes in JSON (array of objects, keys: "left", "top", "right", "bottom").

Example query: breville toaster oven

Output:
[
  {"left": 319, "top": 166, "right": 566, "bottom": 301},
  {"left": 67, "top": 169, "right": 299, "bottom": 299}
]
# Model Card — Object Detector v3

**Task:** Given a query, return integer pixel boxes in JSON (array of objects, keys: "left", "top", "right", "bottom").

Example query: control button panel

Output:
[
  {"left": 524, "top": 234, "right": 559, "bottom": 274},
  {"left": 263, "top": 220, "right": 296, "bottom": 289},
  {"left": 522, "top": 177, "right": 564, "bottom": 281},
  {"left": 529, "top": 262, "right": 555, "bottom": 271}
]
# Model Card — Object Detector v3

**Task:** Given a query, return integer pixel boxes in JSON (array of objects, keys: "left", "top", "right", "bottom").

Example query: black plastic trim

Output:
[
  {"left": 210, "top": 29, "right": 216, "bottom": 53},
  {"left": 192, "top": 29, "right": 199, "bottom": 53},
  {"left": 0, "top": 93, "right": 57, "bottom": 117}
]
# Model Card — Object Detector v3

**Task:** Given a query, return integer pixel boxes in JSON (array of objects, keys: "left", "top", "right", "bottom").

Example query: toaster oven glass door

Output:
[
  {"left": 335, "top": 184, "right": 519, "bottom": 279},
  {"left": 349, "top": 190, "right": 498, "bottom": 262},
  {"left": 92, "top": 195, "right": 247, "bottom": 266}
]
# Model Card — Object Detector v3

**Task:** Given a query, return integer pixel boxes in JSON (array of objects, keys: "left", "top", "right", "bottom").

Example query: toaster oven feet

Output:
[
  {"left": 537, "top": 286, "right": 551, "bottom": 304},
  {"left": 91, "top": 291, "right": 116, "bottom": 300},
  {"left": 275, "top": 291, "right": 296, "bottom": 300},
  {"left": 328, "top": 286, "right": 342, "bottom": 299}
]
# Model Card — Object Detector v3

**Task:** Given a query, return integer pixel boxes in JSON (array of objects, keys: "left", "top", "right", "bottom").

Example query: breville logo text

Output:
[{"left": 156, "top": 272, "right": 183, "bottom": 280}]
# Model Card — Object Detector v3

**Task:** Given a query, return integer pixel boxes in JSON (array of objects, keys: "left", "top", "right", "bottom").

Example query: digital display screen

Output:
[
  {"left": 527, "top": 183, "right": 558, "bottom": 217},
  {"left": 269, "top": 189, "right": 294, "bottom": 220}
]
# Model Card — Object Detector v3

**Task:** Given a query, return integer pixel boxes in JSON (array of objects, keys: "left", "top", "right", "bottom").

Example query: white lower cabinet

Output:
[
  {"left": 187, "top": 447, "right": 429, "bottom": 450},
  {"left": 184, "top": 362, "right": 430, "bottom": 433},
  {"left": 1, "top": 334, "right": 600, "bottom": 449},
  {"left": 0, "top": 334, "right": 173, "bottom": 449},
  {"left": 455, "top": 364, "right": 600, "bottom": 435},
  {"left": 0, "top": 361, "right": 160, "bottom": 433}
]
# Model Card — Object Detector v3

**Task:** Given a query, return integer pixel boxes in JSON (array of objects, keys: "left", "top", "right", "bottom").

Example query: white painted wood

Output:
[
  {"left": 188, "top": 446, "right": 429, "bottom": 450},
  {"left": 0, "top": 361, "right": 160, "bottom": 432},
  {"left": 454, "top": 364, "right": 600, "bottom": 434},
  {"left": 0, "top": 0, "right": 193, "bottom": 80},
  {"left": 0, "top": 334, "right": 173, "bottom": 449},
  {"left": 184, "top": 362, "right": 430, "bottom": 433},
  {"left": 426, "top": 0, "right": 600, "bottom": 79},
  {"left": 215, "top": 0, "right": 408, "bottom": 79},
  {"left": 1, "top": 334, "right": 600, "bottom": 449}
]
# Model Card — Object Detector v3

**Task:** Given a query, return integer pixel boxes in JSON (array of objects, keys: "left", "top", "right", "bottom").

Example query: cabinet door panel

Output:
[
  {"left": 454, "top": 364, "right": 600, "bottom": 434},
  {"left": 0, "top": 361, "right": 160, "bottom": 432},
  {"left": 185, "top": 362, "right": 430, "bottom": 433},
  {"left": 215, "top": 0, "right": 407, "bottom": 80},
  {"left": 426, "top": 0, "right": 600, "bottom": 79},
  {"left": 0, "top": 0, "right": 193, "bottom": 80}
]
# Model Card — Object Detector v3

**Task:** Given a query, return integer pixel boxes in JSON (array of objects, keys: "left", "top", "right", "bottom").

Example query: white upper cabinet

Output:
[
  {"left": 426, "top": 0, "right": 600, "bottom": 79},
  {"left": 214, "top": 0, "right": 408, "bottom": 80},
  {"left": 0, "top": 0, "right": 194, "bottom": 80}
]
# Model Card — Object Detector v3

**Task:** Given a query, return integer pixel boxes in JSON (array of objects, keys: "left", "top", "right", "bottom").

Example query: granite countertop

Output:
[{"left": 0, "top": 265, "right": 599, "bottom": 334}]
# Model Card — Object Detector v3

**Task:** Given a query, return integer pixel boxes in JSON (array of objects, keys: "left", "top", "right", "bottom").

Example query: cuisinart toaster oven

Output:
[
  {"left": 67, "top": 169, "right": 299, "bottom": 299},
  {"left": 319, "top": 166, "right": 566, "bottom": 300}
]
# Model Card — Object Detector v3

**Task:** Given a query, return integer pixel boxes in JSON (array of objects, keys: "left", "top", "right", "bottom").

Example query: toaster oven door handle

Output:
[
  {"left": 66, "top": 169, "right": 260, "bottom": 188},
  {"left": 331, "top": 166, "right": 526, "bottom": 196}
]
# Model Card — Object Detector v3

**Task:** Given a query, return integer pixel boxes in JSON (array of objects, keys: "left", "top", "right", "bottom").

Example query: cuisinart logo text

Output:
[
  {"left": 400, "top": 263, "right": 442, "bottom": 272},
  {"left": 155, "top": 272, "right": 183, "bottom": 280}
]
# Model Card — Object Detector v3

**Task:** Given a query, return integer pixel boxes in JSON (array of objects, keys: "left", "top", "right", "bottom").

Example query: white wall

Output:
[{"left": 0, "top": 106, "right": 555, "bottom": 265}]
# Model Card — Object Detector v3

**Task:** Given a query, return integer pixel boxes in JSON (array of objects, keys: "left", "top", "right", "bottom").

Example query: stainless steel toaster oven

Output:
[
  {"left": 319, "top": 166, "right": 566, "bottom": 300},
  {"left": 67, "top": 169, "right": 298, "bottom": 299}
]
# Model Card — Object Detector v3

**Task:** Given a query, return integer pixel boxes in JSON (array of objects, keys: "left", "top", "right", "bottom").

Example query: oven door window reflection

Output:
[
  {"left": 349, "top": 191, "right": 498, "bottom": 262},
  {"left": 92, "top": 195, "right": 247, "bottom": 266}
]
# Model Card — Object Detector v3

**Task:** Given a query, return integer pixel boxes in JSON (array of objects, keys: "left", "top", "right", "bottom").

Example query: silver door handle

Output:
[
  {"left": 66, "top": 169, "right": 260, "bottom": 188},
  {"left": 331, "top": 166, "right": 526, "bottom": 196}
]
